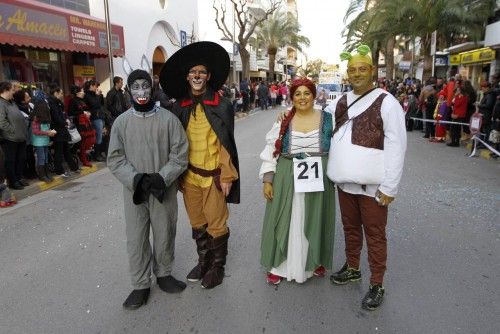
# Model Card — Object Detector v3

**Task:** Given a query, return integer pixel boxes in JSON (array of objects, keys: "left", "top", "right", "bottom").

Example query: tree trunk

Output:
[
  {"left": 421, "top": 35, "right": 433, "bottom": 82},
  {"left": 268, "top": 51, "right": 276, "bottom": 81},
  {"left": 385, "top": 37, "right": 395, "bottom": 80},
  {"left": 239, "top": 45, "right": 250, "bottom": 81},
  {"left": 372, "top": 45, "right": 380, "bottom": 82}
]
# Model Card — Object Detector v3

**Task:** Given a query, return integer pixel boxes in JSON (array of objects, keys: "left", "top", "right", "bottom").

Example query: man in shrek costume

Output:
[
  {"left": 160, "top": 41, "right": 239, "bottom": 290},
  {"left": 326, "top": 45, "right": 407, "bottom": 310},
  {"left": 107, "top": 69, "right": 189, "bottom": 309}
]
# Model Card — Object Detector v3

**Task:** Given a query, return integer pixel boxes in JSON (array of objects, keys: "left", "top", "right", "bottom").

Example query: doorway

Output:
[{"left": 152, "top": 47, "right": 166, "bottom": 76}]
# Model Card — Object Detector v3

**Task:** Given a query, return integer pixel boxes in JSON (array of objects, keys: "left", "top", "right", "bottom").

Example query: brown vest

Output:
[{"left": 334, "top": 93, "right": 387, "bottom": 150}]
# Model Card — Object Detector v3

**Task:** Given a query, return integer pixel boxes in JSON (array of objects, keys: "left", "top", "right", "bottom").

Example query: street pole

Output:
[
  {"left": 232, "top": 6, "right": 237, "bottom": 85},
  {"left": 104, "top": 0, "right": 114, "bottom": 89},
  {"left": 431, "top": 55, "right": 435, "bottom": 77}
]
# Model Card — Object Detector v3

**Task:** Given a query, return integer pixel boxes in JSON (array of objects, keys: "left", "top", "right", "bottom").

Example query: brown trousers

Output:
[
  {"left": 338, "top": 187, "right": 388, "bottom": 285},
  {"left": 182, "top": 181, "right": 229, "bottom": 238}
]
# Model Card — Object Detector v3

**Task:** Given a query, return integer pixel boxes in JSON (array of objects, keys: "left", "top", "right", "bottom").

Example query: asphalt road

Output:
[{"left": 1, "top": 107, "right": 499, "bottom": 334}]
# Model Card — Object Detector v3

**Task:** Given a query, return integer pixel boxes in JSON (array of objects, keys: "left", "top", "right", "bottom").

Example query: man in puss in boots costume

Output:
[
  {"left": 160, "top": 41, "right": 240, "bottom": 289},
  {"left": 107, "top": 69, "right": 189, "bottom": 309},
  {"left": 326, "top": 45, "right": 407, "bottom": 310}
]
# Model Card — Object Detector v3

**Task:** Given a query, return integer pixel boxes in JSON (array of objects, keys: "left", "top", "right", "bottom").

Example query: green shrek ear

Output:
[
  {"left": 340, "top": 51, "right": 352, "bottom": 61},
  {"left": 356, "top": 44, "right": 371, "bottom": 56}
]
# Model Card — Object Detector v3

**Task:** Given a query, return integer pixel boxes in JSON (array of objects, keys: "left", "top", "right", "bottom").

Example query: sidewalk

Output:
[
  {"left": 8, "top": 162, "right": 107, "bottom": 203},
  {"left": 465, "top": 142, "right": 498, "bottom": 160}
]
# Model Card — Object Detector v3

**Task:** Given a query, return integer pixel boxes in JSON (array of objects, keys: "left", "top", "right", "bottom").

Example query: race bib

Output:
[{"left": 293, "top": 156, "right": 324, "bottom": 193}]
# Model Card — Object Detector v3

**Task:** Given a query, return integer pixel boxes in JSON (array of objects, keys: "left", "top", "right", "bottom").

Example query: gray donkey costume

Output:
[{"left": 107, "top": 69, "right": 189, "bottom": 310}]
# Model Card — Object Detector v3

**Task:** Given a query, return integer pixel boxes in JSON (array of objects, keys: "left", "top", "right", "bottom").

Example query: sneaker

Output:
[
  {"left": 361, "top": 284, "right": 385, "bottom": 311},
  {"left": 58, "top": 173, "right": 70, "bottom": 178},
  {"left": 266, "top": 273, "right": 282, "bottom": 285},
  {"left": 313, "top": 266, "right": 326, "bottom": 277},
  {"left": 330, "top": 262, "right": 361, "bottom": 285}
]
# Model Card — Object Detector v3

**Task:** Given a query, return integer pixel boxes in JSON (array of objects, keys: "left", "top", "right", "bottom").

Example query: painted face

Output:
[
  {"left": 347, "top": 62, "right": 374, "bottom": 93},
  {"left": 130, "top": 79, "right": 152, "bottom": 105},
  {"left": 186, "top": 65, "right": 211, "bottom": 95},
  {"left": 292, "top": 85, "right": 314, "bottom": 112}
]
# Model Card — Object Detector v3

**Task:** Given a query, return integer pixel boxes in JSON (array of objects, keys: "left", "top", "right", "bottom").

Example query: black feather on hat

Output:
[{"left": 159, "top": 41, "right": 230, "bottom": 99}]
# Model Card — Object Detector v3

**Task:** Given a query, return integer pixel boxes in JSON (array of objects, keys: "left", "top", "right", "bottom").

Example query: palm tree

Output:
[
  {"left": 343, "top": 0, "right": 496, "bottom": 81},
  {"left": 255, "top": 11, "right": 310, "bottom": 81}
]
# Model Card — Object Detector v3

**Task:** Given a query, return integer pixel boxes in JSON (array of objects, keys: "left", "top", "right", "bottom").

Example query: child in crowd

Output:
[
  {"left": 77, "top": 110, "right": 96, "bottom": 167},
  {"left": 31, "top": 100, "right": 57, "bottom": 182},
  {"left": 432, "top": 91, "right": 448, "bottom": 142}
]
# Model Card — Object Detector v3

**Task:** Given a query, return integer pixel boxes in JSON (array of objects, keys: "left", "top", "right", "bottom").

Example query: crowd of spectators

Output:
[
  {"left": 381, "top": 74, "right": 499, "bottom": 156},
  {"left": 0, "top": 76, "right": 147, "bottom": 207},
  {"left": 221, "top": 79, "right": 290, "bottom": 113}
]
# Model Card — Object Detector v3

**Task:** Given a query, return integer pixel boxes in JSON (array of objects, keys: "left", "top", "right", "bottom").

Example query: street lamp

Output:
[{"left": 104, "top": 0, "right": 114, "bottom": 88}]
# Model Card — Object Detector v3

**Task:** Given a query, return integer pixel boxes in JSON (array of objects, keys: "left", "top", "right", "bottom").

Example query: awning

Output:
[{"left": 0, "top": 0, "right": 125, "bottom": 57}]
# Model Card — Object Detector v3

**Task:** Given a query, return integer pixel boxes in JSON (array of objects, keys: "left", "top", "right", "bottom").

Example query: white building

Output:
[{"left": 89, "top": 0, "right": 199, "bottom": 92}]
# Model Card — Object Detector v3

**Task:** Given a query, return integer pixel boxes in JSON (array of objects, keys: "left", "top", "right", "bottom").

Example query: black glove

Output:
[
  {"left": 133, "top": 173, "right": 150, "bottom": 205},
  {"left": 147, "top": 173, "right": 166, "bottom": 203}
]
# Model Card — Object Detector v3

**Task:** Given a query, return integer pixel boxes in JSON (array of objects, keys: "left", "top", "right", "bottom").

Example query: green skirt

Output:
[{"left": 260, "top": 156, "right": 336, "bottom": 271}]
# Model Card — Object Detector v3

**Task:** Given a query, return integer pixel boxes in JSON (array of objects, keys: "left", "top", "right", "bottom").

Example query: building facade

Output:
[
  {"left": 89, "top": 0, "right": 199, "bottom": 92},
  {"left": 0, "top": 0, "right": 125, "bottom": 94}
]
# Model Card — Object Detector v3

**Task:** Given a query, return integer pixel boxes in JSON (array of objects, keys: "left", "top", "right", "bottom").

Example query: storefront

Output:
[
  {"left": 0, "top": 0, "right": 124, "bottom": 94},
  {"left": 449, "top": 48, "right": 496, "bottom": 88}
]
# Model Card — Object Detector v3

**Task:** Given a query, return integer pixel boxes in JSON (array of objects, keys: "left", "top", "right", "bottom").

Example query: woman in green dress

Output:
[{"left": 259, "top": 78, "right": 335, "bottom": 285}]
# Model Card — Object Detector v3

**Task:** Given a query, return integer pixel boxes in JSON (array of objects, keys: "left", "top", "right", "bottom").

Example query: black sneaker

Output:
[
  {"left": 361, "top": 284, "right": 385, "bottom": 311},
  {"left": 330, "top": 262, "right": 361, "bottom": 285}
]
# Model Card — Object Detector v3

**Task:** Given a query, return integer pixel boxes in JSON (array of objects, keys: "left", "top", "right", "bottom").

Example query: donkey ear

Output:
[
  {"left": 122, "top": 57, "right": 133, "bottom": 76},
  {"left": 140, "top": 55, "right": 152, "bottom": 74}
]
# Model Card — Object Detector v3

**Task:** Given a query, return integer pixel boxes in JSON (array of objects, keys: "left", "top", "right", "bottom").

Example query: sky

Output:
[
  {"left": 197, "top": 0, "right": 352, "bottom": 66},
  {"left": 296, "top": 0, "right": 351, "bottom": 66}
]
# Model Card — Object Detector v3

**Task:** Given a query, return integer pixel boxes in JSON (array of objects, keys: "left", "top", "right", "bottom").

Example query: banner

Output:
[{"left": 0, "top": 0, "right": 125, "bottom": 56}]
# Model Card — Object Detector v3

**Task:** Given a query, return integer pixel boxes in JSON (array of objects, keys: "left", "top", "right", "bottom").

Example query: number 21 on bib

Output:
[{"left": 293, "top": 156, "right": 324, "bottom": 193}]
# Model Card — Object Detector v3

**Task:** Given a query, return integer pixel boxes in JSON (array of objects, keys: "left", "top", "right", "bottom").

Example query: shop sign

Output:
[
  {"left": 434, "top": 55, "right": 448, "bottom": 67},
  {"left": 460, "top": 48, "right": 496, "bottom": 65},
  {"left": 398, "top": 61, "right": 411, "bottom": 70},
  {"left": 449, "top": 54, "right": 461, "bottom": 66},
  {"left": 73, "top": 65, "right": 96, "bottom": 86},
  {"left": 0, "top": 0, "right": 125, "bottom": 56},
  {"left": 73, "top": 65, "right": 95, "bottom": 77}
]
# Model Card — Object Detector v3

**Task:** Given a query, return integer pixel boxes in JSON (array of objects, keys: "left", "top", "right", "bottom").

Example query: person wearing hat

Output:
[
  {"left": 107, "top": 69, "right": 189, "bottom": 309},
  {"left": 160, "top": 41, "right": 240, "bottom": 289},
  {"left": 326, "top": 45, "right": 407, "bottom": 310}
]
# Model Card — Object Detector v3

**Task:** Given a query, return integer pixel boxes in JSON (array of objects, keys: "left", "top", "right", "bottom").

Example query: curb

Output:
[
  {"left": 9, "top": 162, "right": 106, "bottom": 202},
  {"left": 465, "top": 143, "right": 496, "bottom": 160}
]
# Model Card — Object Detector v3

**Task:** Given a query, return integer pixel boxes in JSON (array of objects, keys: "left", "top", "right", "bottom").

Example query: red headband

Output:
[{"left": 290, "top": 78, "right": 316, "bottom": 98}]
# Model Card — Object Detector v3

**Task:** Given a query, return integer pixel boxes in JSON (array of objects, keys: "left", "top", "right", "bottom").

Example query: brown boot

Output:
[
  {"left": 187, "top": 225, "right": 212, "bottom": 282},
  {"left": 201, "top": 231, "right": 229, "bottom": 289}
]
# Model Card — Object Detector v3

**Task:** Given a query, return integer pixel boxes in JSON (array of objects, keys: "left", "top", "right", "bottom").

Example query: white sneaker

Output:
[{"left": 58, "top": 173, "right": 69, "bottom": 178}]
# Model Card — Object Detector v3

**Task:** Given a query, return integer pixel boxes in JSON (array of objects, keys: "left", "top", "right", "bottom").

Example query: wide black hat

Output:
[{"left": 159, "top": 41, "right": 230, "bottom": 99}]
